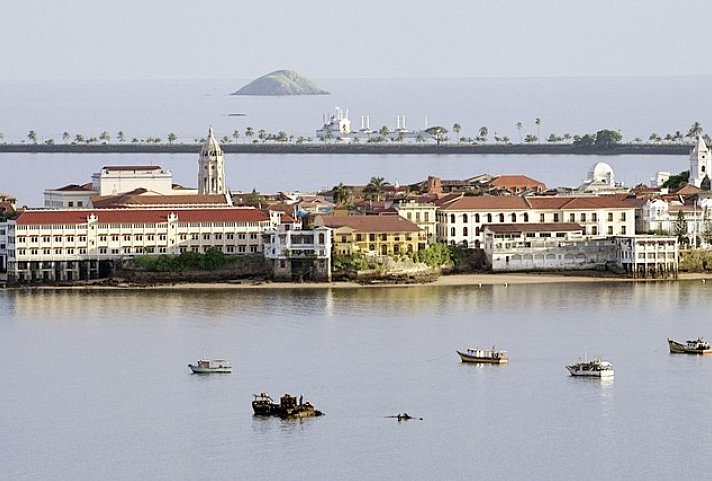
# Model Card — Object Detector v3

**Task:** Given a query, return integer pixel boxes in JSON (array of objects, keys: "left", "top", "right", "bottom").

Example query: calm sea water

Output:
[
  {"left": 1, "top": 76, "right": 709, "bottom": 206},
  {"left": 2, "top": 282, "right": 712, "bottom": 480}
]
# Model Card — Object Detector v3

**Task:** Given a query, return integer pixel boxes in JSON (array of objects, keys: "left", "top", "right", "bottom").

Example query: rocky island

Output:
[{"left": 231, "top": 70, "right": 330, "bottom": 96}]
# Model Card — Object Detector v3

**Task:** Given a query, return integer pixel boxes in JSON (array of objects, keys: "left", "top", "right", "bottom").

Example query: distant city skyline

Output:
[{"left": 3, "top": 0, "right": 712, "bottom": 80}]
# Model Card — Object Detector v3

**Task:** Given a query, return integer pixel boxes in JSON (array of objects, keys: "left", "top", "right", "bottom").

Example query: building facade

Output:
[
  {"left": 198, "top": 128, "right": 226, "bottom": 195},
  {"left": 263, "top": 222, "right": 332, "bottom": 281},
  {"left": 317, "top": 215, "right": 424, "bottom": 256}
]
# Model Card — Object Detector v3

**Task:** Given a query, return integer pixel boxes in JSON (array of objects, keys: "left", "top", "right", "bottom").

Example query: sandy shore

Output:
[{"left": 120, "top": 272, "right": 712, "bottom": 290}]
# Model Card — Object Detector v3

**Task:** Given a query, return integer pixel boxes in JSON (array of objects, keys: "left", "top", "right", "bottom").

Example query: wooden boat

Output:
[
  {"left": 457, "top": 347, "right": 508, "bottom": 364},
  {"left": 252, "top": 392, "right": 323, "bottom": 418},
  {"left": 188, "top": 359, "right": 232, "bottom": 373},
  {"left": 566, "top": 358, "right": 614, "bottom": 378},
  {"left": 668, "top": 337, "right": 712, "bottom": 354}
]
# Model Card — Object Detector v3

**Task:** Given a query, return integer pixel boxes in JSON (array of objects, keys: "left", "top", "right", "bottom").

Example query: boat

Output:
[
  {"left": 188, "top": 359, "right": 232, "bottom": 373},
  {"left": 668, "top": 337, "right": 712, "bottom": 354},
  {"left": 566, "top": 358, "right": 614, "bottom": 377},
  {"left": 252, "top": 392, "right": 324, "bottom": 418},
  {"left": 457, "top": 346, "right": 508, "bottom": 364}
]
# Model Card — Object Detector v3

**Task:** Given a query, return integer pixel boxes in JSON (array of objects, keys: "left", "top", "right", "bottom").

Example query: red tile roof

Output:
[
  {"left": 14, "top": 208, "right": 270, "bottom": 225},
  {"left": 318, "top": 215, "right": 421, "bottom": 233},
  {"left": 488, "top": 175, "right": 546, "bottom": 188}
]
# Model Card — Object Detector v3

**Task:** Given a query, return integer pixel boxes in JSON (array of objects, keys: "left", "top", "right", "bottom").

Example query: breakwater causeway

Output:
[{"left": 0, "top": 143, "right": 691, "bottom": 156}]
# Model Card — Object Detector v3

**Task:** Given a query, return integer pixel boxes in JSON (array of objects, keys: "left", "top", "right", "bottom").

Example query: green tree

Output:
[
  {"left": 27, "top": 130, "right": 38, "bottom": 144},
  {"left": 364, "top": 176, "right": 390, "bottom": 201},
  {"left": 524, "top": 134, "right": 538, "bottom": 144},
  {"left": 515, "top": 121, "right": 523, "bottom": 143},
  {"left": 167, "top": 132, "right": 177, "bottom": 145},
  {"left": 232, "top": 130, "right": 240, "bottom": 143},
  {"left": 62, "top": 131, "right": 70, "bottom": 143},
  {"left": 649, "top": 133, "right": 662, "bottom": 144},
  {"left": 478, "top": 126, "right": 489, "bottom": 143},
  {"left": 535, "top": 118, "right": 542, "bottom": 143},
  {"left": 245, "top": 127, "right": 254, "bottom": 142},
  {"left": 662, "top": 170, "right": 690, "bottom": 190},
  {"left": 332, "top": 182, "right": 352, "bottom": 204},
  {"left": 99, "top": 131, "right": 110, "bottom": 143},
  {"left": 594, "top": 129, "right": 623, "bottom": 149},
  {"left": 687, "top": 122, "right": 703, "bottom": 139},
  {"left": 452, "top": 123, "right": 462, "bottom": 143},
  {"left": 675, "top": 209, "right": 688, "bottom": 244},
  {"left": 117, "top": 131, "right": 125, "bottom": 143},
  {"left": 74, "top": 133, "right": 84, "bottom": 144},
  {"left": 572, "top": 133, "right": 596, "bottom": 147},
  {"left": 425, "top": 126, "right": 448, "bottom": 145},
  {"left": 379, "top": 125, "right": 391, "bottom": 140},
  {"left": 247, "top": 188, "right": 264, "bottom": 205}
]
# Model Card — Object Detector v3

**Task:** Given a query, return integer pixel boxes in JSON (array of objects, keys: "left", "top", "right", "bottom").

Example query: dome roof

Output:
[
  {"left": 201, "top": 128, "right": 223, "bottom": 156},
  {"left": 588, "top": 162, "right": 615, "bottom": 184}
]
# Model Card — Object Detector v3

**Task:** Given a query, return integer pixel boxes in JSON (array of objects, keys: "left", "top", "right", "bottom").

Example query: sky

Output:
[{"left": 2, "top": 0, "right": 712, "bottom": 80}]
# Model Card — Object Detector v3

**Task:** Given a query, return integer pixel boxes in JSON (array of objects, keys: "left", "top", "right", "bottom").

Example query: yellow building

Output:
[{"left": 316, "top": 215, "right": 424, "bottom": 256}]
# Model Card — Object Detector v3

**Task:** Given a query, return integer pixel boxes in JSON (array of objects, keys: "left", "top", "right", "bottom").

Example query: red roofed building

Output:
[{"left": 2, "top": 207, "right": 273, "bottom": 283}]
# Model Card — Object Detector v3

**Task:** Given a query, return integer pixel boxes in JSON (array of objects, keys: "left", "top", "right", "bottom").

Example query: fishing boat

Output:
[
  {"left": 457, "top": 347, "right": 508, "bottom": 364},
  {"left": 566, "top": 358, "right": 614, "bottom": 377},
  {"left": 668, "top": 337, "right": 712, "bottom": 354},
  {"left": 188, "top": 359, "right": 232, "bottom": 374},
  {"left": 252, "top": 392, "right": 323, "bottom": 418}
]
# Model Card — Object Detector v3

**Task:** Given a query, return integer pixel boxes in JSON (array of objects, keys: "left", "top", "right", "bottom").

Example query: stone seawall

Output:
[{"left": 0, "top": 143, "right": 691, "bottom": 156}]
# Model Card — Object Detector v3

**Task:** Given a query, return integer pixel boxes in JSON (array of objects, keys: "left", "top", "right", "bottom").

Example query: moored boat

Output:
[
  {"left": 252, "top": 392, "right": 323, "bottom": 418},
  {"left": 188, "top": 359, "right": 232, "bottom": 374},
  {"left": 668, "top": 337, "right": 712, "bottom": 354},
  {"left": 457, "top": 347, "right": 508, "bottom": 364},
  {"left": 566, "top": 358, "right": 614, "bottom": 377}
]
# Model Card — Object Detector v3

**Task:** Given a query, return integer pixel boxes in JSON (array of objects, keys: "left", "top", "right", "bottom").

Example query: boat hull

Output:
[
  {"left": 188, "top": 364, "right": 232, "bottom": 374},
  {"left": 566, "top": 367, "right": 614, "bottom": 377},
  {"left": 457, "top": 351, "right": 507, "bottom": 364},
  {"left": 667, "top": 339, "right": 712, "bottom": 355}
]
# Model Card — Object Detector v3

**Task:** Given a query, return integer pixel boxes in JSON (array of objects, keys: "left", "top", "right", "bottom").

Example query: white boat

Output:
[
  {"left": 457, "top": 347, "right": 508, "bottom": 364},
  {"left": 566, "top": 358, "right": 614, "bottom": 377},
  {"left": 188, "top": 359, "right": 232, "bottom": 374}
]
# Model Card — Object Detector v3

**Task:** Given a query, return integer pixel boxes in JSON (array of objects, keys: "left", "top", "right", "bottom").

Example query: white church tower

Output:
[
  {"left": 198, "top": 128, "right": 225, "bottom": 195},
  {"left": 689, "top": 135, "right": 711, "bottom": 188}
]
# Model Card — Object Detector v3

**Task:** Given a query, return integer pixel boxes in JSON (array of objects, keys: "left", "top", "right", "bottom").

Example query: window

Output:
[
  {"left": 607, "top": 212, "right": 613, "bottom": 221},
  {"left": 475, "top": 214, "right": 480, "bottom": 223},
  {"left": 463, "top": 227, "right": 468, "bottom": 236},
  {"left": 607, "top": 226, "right": 613, "bottom": 235},
  {"left": 203, "top": 234, "right": 211, "bottom": 240},
  {"left": 380, "top": 234, "right": 387, "bottom": 241},
  {"left": 569, "top": 213, "right": 575, "bottom": 222},
  {"left": 499, "top": 213, "right": 505, "bottom": 222},
  {"left": 487, "top": 214, "right": 492, "bottom": 223},
  {"left": 592, "top": 226, "right": 598, "bottom": 235},
  {"left": 450, "top": 214, "right": 456, "bottom": 223},
  {"left": 511, "top": 213, "right": 517, "bottom": 222},
  {"left": 523, "top": 213, "right": 529, "bottom": 222},
  {"left": 592, "top": 213, "right": 597, "bottom": 221},
  {"left": 540, "top": 214, "right": 545, "bottom": 222},
  {"left": 553, "top": 213, "right": 559, "bottom": 222},
  {"left": 424, "top": 212, "right": 429, "bottom": 222},
  {"left": 621, "top": 226, "right": 627, "bottom": 235},
  {"left": 369, "top": 234, "right": 375, "bottom": 241},
  {"left": 451, "top": 227, "right": 456, "bottom": 236},
  {"left": 621, "top": 212, "right": 626, "bottom": 221},
  {"left": 462, "top": 214, "right": 467, "bottom": 223}
]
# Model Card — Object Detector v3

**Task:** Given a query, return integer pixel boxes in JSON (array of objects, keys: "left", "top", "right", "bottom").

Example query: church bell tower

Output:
[
  {"left": 198, "top": 128, "right": 225, "bottom": 195},
  {"left": 689, "top": 135, "right": 711, "bottom": 188}
]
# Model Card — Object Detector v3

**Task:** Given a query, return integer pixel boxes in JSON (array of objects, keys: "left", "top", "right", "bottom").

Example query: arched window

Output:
[
  {"left": 499, "top": 213, "right": 505, "bottom": 223},
  {"left": 475, "top": 227, "right": 480, "bottom": 236},
  {"left": 463, "top": 226, "right": 468, "bottom": 236},
  {"left": 318, "top": 233, "right": 325, "bottom": 244},
  {"left": 511, "top": 213, "right": 517, "bottom": 222},
  {"left": 523, "top": 213, "right": 529, "bottom": 222},
  {"left": 486, "top": 214, "right": 492, "bottom": 223},
  {"left": 475, "top": 213, "right": 480, "bottom": 223},
  {"left": 450, "top": 214, "right": 456, "bottom": 223},
  {"left": 462, "top": 214, "right": 468, "bottom": 223},
  {"left": 451, "top": 227, "right": 456, "bottom": 236}
]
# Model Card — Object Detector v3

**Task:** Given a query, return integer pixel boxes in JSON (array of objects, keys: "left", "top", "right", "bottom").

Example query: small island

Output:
[{"left": 231, "top": 70, "right": 330, "bottom": 96}]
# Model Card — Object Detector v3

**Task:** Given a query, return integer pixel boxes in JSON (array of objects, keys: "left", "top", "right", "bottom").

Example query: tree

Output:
[
  {"left": 247, "top": 188, "right": 263, "bottom": 205},
  {"left": 332, "top": 182, "right": 352, "bottom": 204},
  {"left": 478, "top": 126, "right": 488, "bottom": 143},
  {"left": 703, "top": 207, "right": 712, "bottom": 245},
  {"left": 535, "top": 118, "right": 542, "bottom": 143},
  {"left": 649, "top": 133, "right": 662, "bottom": 144},
  {"left": 524, "top": 134, "right": 538, "bottom": 144},
  {"left": 662, "top": 170, "right": 689, "bottom": 190},
  {"left": 232, "top": 130, "right": 240, "bottom": 143},
  {"left": 245, "top": 127, "right": 254, "bottom": 142},
  {"left": 452, "top": 123, "right": 462, "bottom": 143},
  {"left": 99, "top": 131, "right": 111, "bottom": 144},
  {"left": 258, "top": 129, "right": 267, "bottom": 142},
  {"left": 27, "top": 130, "right": 38, "bottom": 144},
  {"left": 117, "top": 131, "right": 125, "bottom": 143},
  {"left": 168, "top": 132, "right": 177, "bottom": 145},
  {"left": 516, "top": 122, "right": 523, "bottom": 143},
  {"left": 221, "top": 135, "right": 230, "bottom": 144},
  {"left": 364, "top": 176, "right": 390, "bottom": 201},
  {"left": 62, "top": 131, "right": 70, "bottom": 143},
  {"left": 74, "top": 133, "right": 84, "bottom": 144},
  {"left": 379, "top": 125, "right": 391, "bottom": 140},
  {"left": 687, "top": 122, "right": 703, "bottom": 139},
  {"left": 425, "top": 126, "right": 448, "bottom": 145},
  {"left": 594, "top": 129, "right": 623, "bottom": 149},
  {"left": 572, "top": 133, "right": 595, "bottom": 147},
  {"left": 675, "top": 209, "right": 688, "bottom": 244}
]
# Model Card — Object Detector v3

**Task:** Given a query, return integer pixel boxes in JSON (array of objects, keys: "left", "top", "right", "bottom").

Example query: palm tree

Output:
[
  {"left": 74, "top": 133, "right": 84, "bottom": 144},
  {"left": 516, "top": 122, "right": 523, "bottom": 143},
  {"left": 62, "top": 132, "right": 70, "bottom": 143},
  {"left": 687, "top": 122, "right": 703, "bottom": 139},
  {"left": 221, "top": 135, "right": 230, "bottom": 144},
  {"left": 168, "top": 132, "right": 177, "bottom": 145},
  {"left": 524, "top": 134, "right": 538, "bottom": 144},
  {"left": 478, "top": 126, "right": 489, "bottom": 143},
  {"left": 365, "top": 176, "right": 390, "bottom": 201},
  {"left": 379, "top": 125, "right": 391, "bottom": 141},
  {"left": 535, "top": 118, "right": 542, "bottom": 143},
  {"left": 245, "top": 127, "right": 254, "bottom": 143},
  {"left": 117, "top": 131, "right": 125, "bottom": 143},
  {"left": 332, "top": 182, "right": 352, "bottom": 204},
  {"left": 452, "top": 123, "right": 462, "bottom": 143},
  {"left": 424, "top": 126, "right": 448, "bottom": 145},
  {"left": 232, "top": 130, "right": 240, "bottom": 143},
  {"left": 649, "top": 133, "right": 662, "bottom": 145},
  {"left": 99, "top": 131, "right": 111, "bottom": 144},
  {"left": 27, "top": 130, "right": 38, "bottom": 144},
  {"left": 258, "top": 129, "right": 266, "bottom": 142}
]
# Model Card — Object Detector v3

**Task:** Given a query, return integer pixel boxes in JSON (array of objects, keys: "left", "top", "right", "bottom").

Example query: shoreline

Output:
[{"left": 9, "top": 272, "right": 711, "bottom": 291}]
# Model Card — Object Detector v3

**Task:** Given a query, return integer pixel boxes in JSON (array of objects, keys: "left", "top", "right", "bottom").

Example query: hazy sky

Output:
[{"left": 3, "top": 0, "right": 711, "bottom": 80}]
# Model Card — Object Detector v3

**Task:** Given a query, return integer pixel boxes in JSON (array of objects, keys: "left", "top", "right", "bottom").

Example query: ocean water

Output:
[{"left": 2, "top": 282, "right": 712, "bottom": 480}]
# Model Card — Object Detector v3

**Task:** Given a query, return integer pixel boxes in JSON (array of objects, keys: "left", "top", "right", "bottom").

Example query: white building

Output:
[
  {"left": 198, "top": 128, "right": 226, "bottom": 195},
  {"left": 1, "top": 207, "right": 272, "bottom": 283},
  {"left": 436, "top": 195, "right": 636, "bottom": 248},
  {"left": 263, "top": 220, "right": 332, "bottom": 281},
  {"left": 395, "top": 199, "right": 437, "bottom": 245},
  {"left": 640, "top": 197, "right": 712, "bottom": 246},
  {"left": 615, "top": 235, "right": 678, "bottom": 278},
  {"left": 577, "top": 162, "right": 627, "bottom": 193},
  {"left": 689, "top": 136, "right": 711, "bottom": 188}
]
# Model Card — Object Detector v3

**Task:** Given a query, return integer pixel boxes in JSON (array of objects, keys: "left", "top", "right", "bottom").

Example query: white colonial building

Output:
[
  {"left": 198, "top": 128, "right": 226, "bottom": 195},
  {"left": 263, "top": 221, "right": 332, "bottom": 282},
  {"left": 615, "top": 235, "right": 678, "bottom": 278},
  {"left": 436, "top": 195, "right": 636, "bottom": 248},
  {"left": 1, "top": 207, "right": 273, "bottom": 283},
  {"left": 394, "top": 199, "right": 437, "bottom": 245},
  {"left": 689, "top": 136, "right": 711, "bottom": 188},
  {"left": 640, "top": 197, "right": 712, "bottom": 246}
]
